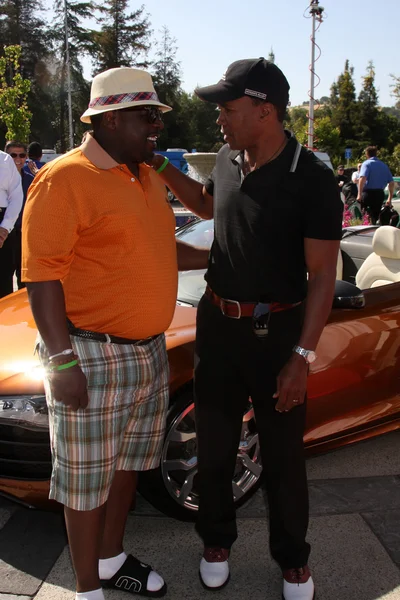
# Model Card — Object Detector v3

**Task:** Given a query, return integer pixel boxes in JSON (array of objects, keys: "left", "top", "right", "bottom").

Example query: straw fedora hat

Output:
[{"left": 80, "top": 67, "right": 172, "bottom": 124}]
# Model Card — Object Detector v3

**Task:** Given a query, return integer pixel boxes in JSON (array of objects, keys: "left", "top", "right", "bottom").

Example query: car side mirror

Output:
[{"left": 333, "top": 280, "right": 365, "bottom": 309}]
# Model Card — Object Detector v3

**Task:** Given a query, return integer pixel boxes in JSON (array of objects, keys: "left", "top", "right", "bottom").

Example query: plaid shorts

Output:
[{"left": 39, "top": 334, "right": 169, "bottom": 511}]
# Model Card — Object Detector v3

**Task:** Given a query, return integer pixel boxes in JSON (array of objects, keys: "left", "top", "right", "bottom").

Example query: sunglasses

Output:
[
  {"left": 9, "top": 152, "right": 27, "bottom": 159},
  {"left": 123, "top": 106, "right": 164, "bottom": 124}
]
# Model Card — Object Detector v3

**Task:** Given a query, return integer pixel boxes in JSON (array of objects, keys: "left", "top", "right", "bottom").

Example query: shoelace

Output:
[
  {"left": 288, "top": 568, "right": 304, "bottom": 585},
  {"left": 205, "top": 548, "right": 227, "bottom": 562}
]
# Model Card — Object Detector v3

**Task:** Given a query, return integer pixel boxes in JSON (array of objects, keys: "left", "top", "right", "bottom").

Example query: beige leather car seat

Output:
[{"left": 356, "top": 226, "right": 400, "bottom": 289}]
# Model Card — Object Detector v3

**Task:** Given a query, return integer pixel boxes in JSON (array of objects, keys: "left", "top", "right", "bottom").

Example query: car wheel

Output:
[{"left": 138, "top": 385, "right": 263, "bottom": 521}]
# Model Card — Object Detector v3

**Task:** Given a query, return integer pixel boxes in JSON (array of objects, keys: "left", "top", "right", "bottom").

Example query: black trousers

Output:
[
  {"left": 194, "top": 295, "right": 310, "bottom": 569},
  {"left": 361, "top": 189, "right": 384, "bottom": 224},
  {"left": 0, "top": 229, "right": 16, "bottom": 299},
  {"left": 13, "top": 228, "right": 25, "bottom": 290}
]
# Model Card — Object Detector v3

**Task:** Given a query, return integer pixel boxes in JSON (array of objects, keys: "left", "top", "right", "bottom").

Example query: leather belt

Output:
[
  {"left": 205, "top": 285, "right": 301, "bottom": 319},
  {"left": 66, "top": 320, "right": 160, "bottom": 346}
]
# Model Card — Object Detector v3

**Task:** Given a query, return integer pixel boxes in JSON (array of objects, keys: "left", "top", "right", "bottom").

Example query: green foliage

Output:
[
  {"left": 49, "top": 0, "right": 94, "bottom": 150},
  {"left": 357, "top": 61, "right": 379, "bottom": 142},
  {"left": 330, "top": 60, "right": 358, "bottom": 141},
  {"left": 151, "top": 26, "right": 184, "bottom": 150},
  {"left": 177, "top": 93, "right": 221, "bottom": 152},
  {"left": 1, "top": 7, "right": 400, "bottom": 158},
  {"left": 379, "top": 145, "right": 400, "bottom": 176},
  {"left": 390, "top": 74, "right": 400, "bottom": 109},
  {"left": 0, "top": 45, "right": 31, "bottom": 141},
  {"left": 91, "top": 1, "right": 151, "bottom": 73}
]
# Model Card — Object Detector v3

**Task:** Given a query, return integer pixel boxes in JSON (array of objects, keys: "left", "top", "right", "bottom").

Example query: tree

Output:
[
  {"left": 330, "top": 60, "right": 358, "bottom": 143},
  {"left": 152, "top": 26, "right": 183, "bottom": 149},
  {"left": 358, "top": 61, "right": 379, "bottom": 143},
  {"left": 0, "top": 0, "right": 52, "bottom": 143},
  {"left": 178, "top": 93, "right": 221, "bottom": 152},
  {"left": 91, "top": 1, "right": 151, "bottom": 73},
  {"left": 0, "top": 45, "right": 31, "bottom": 141},
  {"left": 390, "top": 74, "right": 400, "bottom": 110},
  {"left": 50, "top": 0, "right": 94, "bottom": 150},
  {"left": 314, "top": 116, "right": 341, "bottom": 157},
  {"left": 152, "top": 26, "right": 181, "bottom": 105}
]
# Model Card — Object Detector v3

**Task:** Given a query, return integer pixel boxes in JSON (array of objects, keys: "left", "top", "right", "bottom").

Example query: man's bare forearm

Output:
[
  {"left": 176, "top": 239, "right": 209, "bottom": 271},
  {"left": 297, "top": 270, "right": 336, "bottom": 352},
  {"left": 358, "top": 176, "right": 366, "bottom": 198},
  {"left": 26, "top": 281, "right": 72, "bottom": 355},
  {"left": 156, "top": 161, "right": 213, "bottom": 219},
  {"left": 387, "top": 181, "right": 394, "bottom": 203}
]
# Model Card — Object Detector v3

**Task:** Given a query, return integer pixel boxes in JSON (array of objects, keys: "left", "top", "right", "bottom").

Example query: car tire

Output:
[{"left": 138, "top": 384, "right": 263, "bottom": 522}]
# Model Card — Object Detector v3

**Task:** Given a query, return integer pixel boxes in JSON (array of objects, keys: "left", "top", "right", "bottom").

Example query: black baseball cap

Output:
[{"left": 195, "top": 57, "right": 290, "bottom": 107}]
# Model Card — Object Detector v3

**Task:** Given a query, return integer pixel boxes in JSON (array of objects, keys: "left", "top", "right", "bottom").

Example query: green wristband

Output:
[
  {"left": 52, "top": 359, "right": 79, "bottom": 372},
  {"left": 156, "top": 156, "right": 169, "bottom": 174}
]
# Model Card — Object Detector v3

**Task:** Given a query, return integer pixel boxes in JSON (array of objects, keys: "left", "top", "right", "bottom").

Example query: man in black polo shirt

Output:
[{"left": 153, "top": 57, "right": 343, "bottom": 600}]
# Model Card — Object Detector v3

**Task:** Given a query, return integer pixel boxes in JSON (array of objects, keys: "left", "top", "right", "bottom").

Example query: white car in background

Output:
[{"left": 41, "top": 149, "right": 63, "bottom": 164}]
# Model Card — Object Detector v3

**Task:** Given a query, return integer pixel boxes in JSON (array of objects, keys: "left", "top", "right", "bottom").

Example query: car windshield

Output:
[{"left": 175, "top": 219, "right": 214, "bottom": 249}]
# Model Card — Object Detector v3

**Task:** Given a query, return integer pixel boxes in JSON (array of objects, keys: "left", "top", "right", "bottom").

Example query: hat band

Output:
[{"left": 89, "top": 91, "right": 159, "bottom": 109}]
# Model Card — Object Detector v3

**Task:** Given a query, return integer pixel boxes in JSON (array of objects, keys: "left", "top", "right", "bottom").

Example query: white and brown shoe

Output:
[
  {"left": 282, "top": 565, "right": 315, "bottom": 600},
  {"left": 199, "top": 547, "right": 230, "bottom": 590}
]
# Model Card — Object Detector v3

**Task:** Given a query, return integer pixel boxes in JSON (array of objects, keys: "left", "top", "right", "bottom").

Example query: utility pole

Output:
[
  {"left": 64, "top": 0, "right": 74, "bottom": 149},
  {"left": 307, "top": 0, "right": 324, "bottom": 150}
]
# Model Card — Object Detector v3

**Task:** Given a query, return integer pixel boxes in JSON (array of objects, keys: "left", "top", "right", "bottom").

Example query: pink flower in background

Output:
[{"left": 342, "top": 204, "right": 371, "bottom": 228}]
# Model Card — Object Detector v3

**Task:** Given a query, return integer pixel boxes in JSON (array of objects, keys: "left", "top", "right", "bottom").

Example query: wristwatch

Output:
[{"left": 293, "top": 345, "right": 317, "bottom": 364}]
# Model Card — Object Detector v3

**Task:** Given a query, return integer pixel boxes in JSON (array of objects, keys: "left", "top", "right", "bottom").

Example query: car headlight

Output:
[{"left": 0, "top": 395, "right": 49, "bottom": 430}]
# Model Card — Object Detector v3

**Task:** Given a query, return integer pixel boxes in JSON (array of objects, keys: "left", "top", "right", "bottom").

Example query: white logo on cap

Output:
[{"left": 245, "top": 89, "right": 267, "bottom": 100}]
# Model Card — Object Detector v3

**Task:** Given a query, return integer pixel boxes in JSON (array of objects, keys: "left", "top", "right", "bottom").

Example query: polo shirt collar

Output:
[{"left": 80, "top": 133, "right": 119, "bottom": 170}]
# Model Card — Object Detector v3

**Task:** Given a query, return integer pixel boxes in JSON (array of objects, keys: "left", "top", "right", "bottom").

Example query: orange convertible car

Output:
[{"left": 0, "top": 220, "right": 399, "bottom": 520}]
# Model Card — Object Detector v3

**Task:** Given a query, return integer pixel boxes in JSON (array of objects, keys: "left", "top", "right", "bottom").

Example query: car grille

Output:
[{"left": 0, "top": 424, "right": 52, "bottom": 480}]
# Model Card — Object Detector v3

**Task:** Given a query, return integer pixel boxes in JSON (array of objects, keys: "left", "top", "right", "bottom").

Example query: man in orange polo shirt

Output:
[{"left": 22, "top": 67, "right": 208, "bottom": 600}]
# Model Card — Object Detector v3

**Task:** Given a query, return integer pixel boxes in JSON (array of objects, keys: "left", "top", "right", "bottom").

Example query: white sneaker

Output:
[
  {"left": 199, "top": 547, "right": 230, "bottom": 590},
  {"left": 282, "top": 566, "right": 315, "bottom": 600}
]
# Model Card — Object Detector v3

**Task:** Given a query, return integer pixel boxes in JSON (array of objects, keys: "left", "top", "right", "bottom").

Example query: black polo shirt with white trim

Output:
[{"left": 204, "top": 132, "right": 343, "bottom": 303}]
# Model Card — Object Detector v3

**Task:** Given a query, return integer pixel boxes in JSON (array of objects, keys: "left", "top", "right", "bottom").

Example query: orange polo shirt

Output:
[{"left": 22, "top": 134, "right": 178, "bottom": 339}]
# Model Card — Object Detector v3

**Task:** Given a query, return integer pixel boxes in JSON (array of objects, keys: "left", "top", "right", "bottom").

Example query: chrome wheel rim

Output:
[{"left": 161, "top": 401, "right": 262, "bottom": 512}]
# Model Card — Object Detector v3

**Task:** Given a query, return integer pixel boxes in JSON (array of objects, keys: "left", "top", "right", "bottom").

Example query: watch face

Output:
[{"left": 307, "top": 351, "right": 317, "bottom": 364}]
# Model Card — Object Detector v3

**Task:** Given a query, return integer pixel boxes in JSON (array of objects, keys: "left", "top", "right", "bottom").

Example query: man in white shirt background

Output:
[{"left": 0, "top": 149, "right": 23, "bottom": 298}]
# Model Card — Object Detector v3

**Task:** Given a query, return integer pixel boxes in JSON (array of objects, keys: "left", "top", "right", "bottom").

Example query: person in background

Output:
[
  {"left": 5, "top": 141, "right": 35, "bottom": 289},
  {"left": 23, "top": 141, "right": 45, "bottom": 176},
  {"left": 0, "top": 149, "right": 23, "bottom": 298},
  {"left": 357, "top": 146, "right": 394, "bottom": 224},
  {"left": 352, "top": 162, "right": 362, "bottom": 183},
  {"left": 335, "top": 165, "right": 348, "bottom": 190},
  {"left": 342, "top": 173, "right": 362, "bottom": 219}
]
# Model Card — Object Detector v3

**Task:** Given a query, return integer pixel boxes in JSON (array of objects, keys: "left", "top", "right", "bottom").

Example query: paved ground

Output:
[{"left": 0, "top": 431, "right": 398, "bottom": 599}]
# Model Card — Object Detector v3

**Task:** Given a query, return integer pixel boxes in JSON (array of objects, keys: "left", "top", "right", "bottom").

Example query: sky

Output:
[
  {"left": 45, "top": 0, "right": 400, "bottom": 108},
  {"left": 136, "top": 0, "right": 400, "bottom": 108}
]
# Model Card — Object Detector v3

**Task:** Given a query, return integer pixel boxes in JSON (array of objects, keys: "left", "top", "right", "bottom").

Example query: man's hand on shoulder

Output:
[
  {"left": 50, "top": 365, "right": 89, "bottom": 411},
  {"left": 149, "top": 154, "right": 166, "bottom": 171}
]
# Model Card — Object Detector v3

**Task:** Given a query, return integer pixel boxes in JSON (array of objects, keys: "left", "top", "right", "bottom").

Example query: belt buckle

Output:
[{"left": 220, "top": 298, "right": 242, "bottom": 319}]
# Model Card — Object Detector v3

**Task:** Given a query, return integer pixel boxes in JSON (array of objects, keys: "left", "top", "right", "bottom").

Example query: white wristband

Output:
[{"left": 48, "top": 348, "right": 74, "bottom": 361}]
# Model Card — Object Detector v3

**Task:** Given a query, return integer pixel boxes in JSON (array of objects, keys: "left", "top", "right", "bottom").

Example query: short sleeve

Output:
[
  {"left": 204, "top": 166, "right": 216, "bottom": 196},
  {"left": 304, "top": 167, "right": 343, "bottom": 240},
  {"left": 21, "top": 167, "right": 80, "bottom": 282},
  {"left": 359, "top": 162, "right": 369, "bottom": 178}
]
